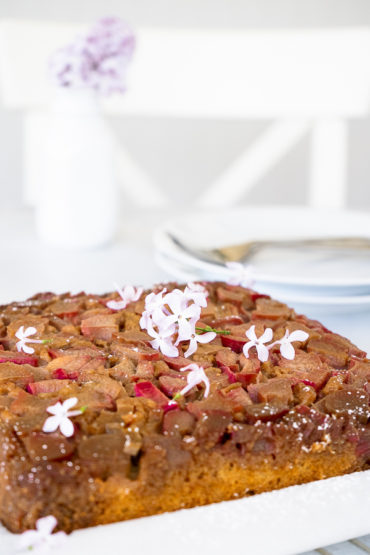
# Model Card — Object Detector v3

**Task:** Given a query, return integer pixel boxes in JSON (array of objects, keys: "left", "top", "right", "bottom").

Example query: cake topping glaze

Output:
[{"left": 0, "top": 282, "right": 369, "bottom": 536}]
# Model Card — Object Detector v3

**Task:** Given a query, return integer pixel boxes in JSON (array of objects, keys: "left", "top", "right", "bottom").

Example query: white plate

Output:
[
  {"left": 2, "top": 470, "right": 370, "bottom": 555},
  {"left": 154, "top": 206, "right": 370, "bottom": 292},
  {"left": 155, "top": 251, "right": 370, "bottom": 316}
]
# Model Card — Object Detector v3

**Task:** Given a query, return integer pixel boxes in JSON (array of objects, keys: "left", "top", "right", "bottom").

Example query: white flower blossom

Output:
[
  {"left": 243, "top": 325, "right": 273, "bottom": 363},
  {"left": 139, "top": 288, "right": 168, "bottom": 329},
  {"left": 165, "top": 289, "right": 201, "bottom": 342},
  {"left": 15, "top": 326, "right": 45, "bottom": 355},
  {"left": 18, "top": 515, "right": 66, "bottom": 554},
  {"left": 270, "top": 329, "right": 309, "bottom": 360},
  {"left": 182, "top": 326, "right": 216, "bottom": 358},
  {"left": 226, "top": 262, "right": 255, "bottom": 288},
  {"left": 42, "top": 398, "right": 82, "bottom": 438},
  {"left": 140, "top": 285, "right": 215, "bottom": 358},
  {"left": 178, "top": 363, "right": 210, "bottom": 398},
  {"left": 146, "top": 320, "right": 179, "bottom": 358},
  {"left": 107, "top": 283, "right": 143, "bottom": 311},
  {"left": 184, "top": 282, "right": 208, "bottom": 307}
]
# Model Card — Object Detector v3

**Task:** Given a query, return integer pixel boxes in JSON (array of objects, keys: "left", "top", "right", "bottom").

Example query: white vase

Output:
[{"left": 36, "top": 88, "right": 117, "bottom": 248}]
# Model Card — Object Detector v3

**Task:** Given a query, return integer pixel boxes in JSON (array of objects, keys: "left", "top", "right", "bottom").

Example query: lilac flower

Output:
[
  {"left": 270, "top": 329, "right": 309, "bottom": 360},
  {"left": 178, "top": 363, "right": 210, "bottom": 398},
  {"left": 226, "top": 262, "right": 255, "bottom": 288},
  {"left": 146, "top": 320, "right": 178, "bottom": 358},
  {"left": 18, "top": 516, "right": 66, "bottom": 553},
  {"left": 165, "top": 289, "right": 202, "bottom": 342},
  {"left": 182, "top": 327, "right": 216, "bottom": 358},
  {"left": 107, "top": 283, "right": 143, "bottom": 311},
  {"left": 15, "top": 326, "right": 47, "bottom": 354},
  {"left": 243, "top": 325, "right": 273, "bottom": 362},
  {"left": 43, "top": 398, "right": 83, "bottom": 438},
  {"left": 140, "top": 285, "right": 215, "bottom": 358},
  {"left": 184, "top": 282, "right": 208, "bottom": 308},
  {"left": 139, "top": 289, "right": 168, "bottom": 329},
  {"left": 49, "top": 17, "right": 135, "bottom": 95}
]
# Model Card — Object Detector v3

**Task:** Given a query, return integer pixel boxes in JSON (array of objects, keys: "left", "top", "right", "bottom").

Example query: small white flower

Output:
[
  {"left": 226, "top": 262, "right": 255, "bottom": 288},
  {"left": 179, "top": 363, "right": 210, "bottom": 398},
  {"left": 18, "top": 515, "right": 66, "bottom": 553},
  {"left": 15, "top": 326, "right": 45, "bottom": 355},
  {"left": 146, "top": 320, "right": 179, "bottom": 358},
  {"left": 270, "top": 329, "right": 309, "bottom": 360},
  {"left": 139, "top": 288, "right": 168, "bottom": 329},
  {"left": 184, "top": 282, "right": 208, "bottom": 307},
  {"left": 183, "top": 327, "right": 217, "bottom": 358},
  {"left": 165, "top": 289, "right": 201, "bottom": 341},
  {"left": 243, "top": 324, "right": 273, "bottom": 363},
  {"left": 107, "top": 283, "right": 143, "bottom": 310},
  {"left": 42, "top": 398, "right": 82, "bottom": 438},
  {"left": 164, "top": 289, "right": 201, "bottom": 326}
]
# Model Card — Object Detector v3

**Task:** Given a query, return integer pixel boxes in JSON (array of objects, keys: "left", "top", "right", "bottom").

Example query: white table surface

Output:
[{"left": 0, "top": 206, "right": 369, "bottom": 555}]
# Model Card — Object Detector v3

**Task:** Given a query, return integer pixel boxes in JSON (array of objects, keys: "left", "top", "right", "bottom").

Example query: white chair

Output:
[{"left": 1, "top": 20, "right": 370, "bottom": 210}]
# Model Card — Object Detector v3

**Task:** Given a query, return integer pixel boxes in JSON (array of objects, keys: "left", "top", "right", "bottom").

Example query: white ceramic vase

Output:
[{"left": 36, "top": 88, "right": 117, "bottom": 248}]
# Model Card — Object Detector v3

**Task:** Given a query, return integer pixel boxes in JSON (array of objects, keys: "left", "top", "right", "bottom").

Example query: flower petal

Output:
[
  {"left": 280, "top": 342, "right": 296, "bottom": 360},
  {"left": 176, "top": 318, "right": 193, "bottom": 343},
  {"left": 166, "top": 289, "right": 189, "bottom": 317},
  {"left": 203, "top": 376, "right": 210, "bottom": 398},
  {"left": 46, "top": 401, "right": 62, "bottom": 416},
  {"left": 15, "top": 325, "right": 25, "bottom": 340},
  {"left": 124, "top": 285, "right": 135, "bottom": 299},
  {"left": 256, "top": 344, "right": 269, "bottom": 363},
  {"left": 179, "top": 383, "right": 193, "bottom": 396},
  {"left": 150, "top": 338, "right": 160, "bottom": 351},
  {"left": 195, "top": 331, "right": 217, "bottom": 344},
  {"left": 288, "top": 330, "right": 309, "bottom": 343},
  {"left": 23, "top": 343, "right": 35, "bottom": 355},
  {"left": 107, "top": 299, "right": 126, "bottom": 310},
  {"left": 59, "top": 417, "right": 75, "bottom": 438},
  {"left": 42, "top": 415, "right": 59, "bottom": 433},
  {"left": 63, "top": 397, "right": 78, "bottom": 411},
  {"left": 260, "top": 327, "right": 273, "bottom": 343},
  {"left": 183, "top": 338, "right": 197, "bottom": 358},
  {"left": 159, "top": 339, "right": 179, "bottom": 358},
  {"left": 132, "top": 287, "right": 143, "bottom": 301},
  {"left": 36, "top": 515, "right": 57, "bottom": 535},
  {"left": 16, "top": 340, "right": 24, "bottom": 353},
  {"left": 18, "top": 529, "right": 40, "bottom": 549},
  {"left": 245, "top": 325, "right": 257, "bottom": 342},
  {"left": 24, "top": 326, "right": 37, "bottom": 338},
  {"left": 183, "top": 303, "right": 201, "bottom": 320},
  {"left": 242, "top": 340, "right": 254, "bottom": 358},
  {"left": 180, "top": 363, "right": 198, "bottom": 373},
  {"left": 66, "top": 410, "right": 83, "bottom": 418}
]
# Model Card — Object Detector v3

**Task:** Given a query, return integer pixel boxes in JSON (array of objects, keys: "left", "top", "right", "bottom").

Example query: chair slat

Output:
[{"left": 318, "top": 541, "right": 368, "bottom": 554}]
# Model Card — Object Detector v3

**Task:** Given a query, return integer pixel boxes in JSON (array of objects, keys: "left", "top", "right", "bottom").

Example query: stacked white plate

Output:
[{"left": 154, "top": 206, "right": 370, "bottom": 316}]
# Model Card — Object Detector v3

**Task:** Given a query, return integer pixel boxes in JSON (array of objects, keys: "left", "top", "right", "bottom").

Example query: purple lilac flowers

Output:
[{"left": 49, "top": 17, "right": 135, "bottom": 95}]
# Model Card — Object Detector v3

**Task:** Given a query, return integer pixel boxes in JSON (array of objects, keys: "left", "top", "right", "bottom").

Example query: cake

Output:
[{"left": 0, "top": 282, "right": 369, "bottom": 534}]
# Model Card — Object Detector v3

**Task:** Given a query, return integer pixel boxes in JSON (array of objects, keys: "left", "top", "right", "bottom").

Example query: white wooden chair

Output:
[{"left": 1, "top": 20, "right": 370, "bottom": 210}]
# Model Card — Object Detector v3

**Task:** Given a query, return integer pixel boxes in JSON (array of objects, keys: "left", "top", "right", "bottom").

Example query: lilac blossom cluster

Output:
[
  {"left": 49, "top": 17, "right": 135, "bottom": 95},
  {"left": 140, "top": 283, "right": 216, "bottom": 358}
]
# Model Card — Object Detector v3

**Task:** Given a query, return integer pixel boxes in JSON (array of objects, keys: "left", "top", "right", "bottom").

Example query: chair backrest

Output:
[
  {"left": 1, "top": 20, "right": 370, "bottom": 119},
  {"left": 1, "top": 20, "right": 370, "bottom": 211}
]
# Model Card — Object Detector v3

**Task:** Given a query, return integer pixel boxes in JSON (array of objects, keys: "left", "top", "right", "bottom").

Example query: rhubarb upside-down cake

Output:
[{"left": 0, "top": 281, "right": 369, "bottom": 534}]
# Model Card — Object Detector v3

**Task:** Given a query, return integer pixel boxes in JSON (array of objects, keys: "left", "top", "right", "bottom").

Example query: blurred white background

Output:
[{"left": 1, "top": 0, "right": 370, "bottom": 212}]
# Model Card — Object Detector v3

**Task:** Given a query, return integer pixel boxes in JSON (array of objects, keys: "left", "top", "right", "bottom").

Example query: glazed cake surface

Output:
[{"left": 0, "top": 282, "right": 369, "bottom": 533}]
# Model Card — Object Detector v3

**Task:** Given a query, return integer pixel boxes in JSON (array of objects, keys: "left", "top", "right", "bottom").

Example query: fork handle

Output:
[{"left": 214, "top": 237, "right": 370, "bottom": 263}]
